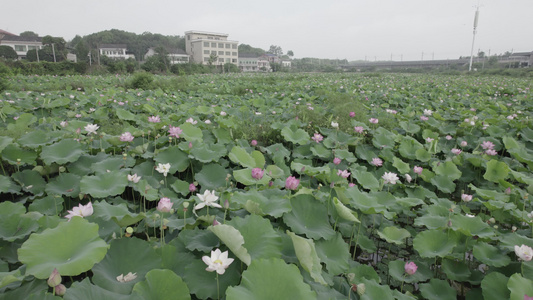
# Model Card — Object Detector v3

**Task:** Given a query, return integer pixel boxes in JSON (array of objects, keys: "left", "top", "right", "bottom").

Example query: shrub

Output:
[{"left": 128, "top": 72, "right": 154, "bottom": 90}]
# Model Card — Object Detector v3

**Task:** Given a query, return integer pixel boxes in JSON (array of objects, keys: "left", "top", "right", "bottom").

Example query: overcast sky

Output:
[{"left": 2, "top": 0, "right": 532, "bottom": 61}]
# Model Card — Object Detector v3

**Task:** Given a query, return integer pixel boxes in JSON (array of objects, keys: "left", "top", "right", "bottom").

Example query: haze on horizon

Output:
[{"left": 1, "top": 0, "right": 532, "bottom": 61}]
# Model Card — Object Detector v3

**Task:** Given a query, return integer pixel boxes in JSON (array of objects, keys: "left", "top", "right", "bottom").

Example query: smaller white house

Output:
[
  {"left": 238, "top": 53, "right": 259, "bottom": 72},
  {"left": 144, "top": 47, "right": 189, "bottom": 64},
  {"left": 99, "top": 44, "right": 134, "bottom": 60},
  {"left": 281, "top": 59, "right": 292, "bottom": 68}
]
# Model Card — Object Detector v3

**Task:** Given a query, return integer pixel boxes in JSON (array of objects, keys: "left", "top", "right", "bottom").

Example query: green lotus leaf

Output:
[
  {"left": 17, "top": 130, "right": 55, "bottom": 148},
  {"left": 226, "top": 258, "right": 317, "bottom": 300},
  {"left": 0, "top": 268, "right": 23, "bottom": 289},
  {"left": 286, "top": 231, "right": 327, "bottom": 285},
  {"left": 170, "top": 179, "right": 191, "bottom": 196},
  {"left": 507, "top": 273, "right": 533, "bottom": 300},
  {"left": 133, "top": 179, "right": 159, "bottom": 201},
  {"left": 67, "top": 152, "right": 108, "bottom": 176},
  {"left": 115, "top": 108, "right": 136, "bottom": 121},
  {"left": 414, "top": 215, "right": 448, "bottom": 229},
  {"left": 233, "top": 168, "right": 271, "bottom": 186},
  {"left": 399, "top": 121, "right": 420, "bottom": 134},
  {"left": 92, "top": 201, "right": 144, "bottom": 228},
  {"left": 377, "top": 226, "right": 411, "bottom": 245},
  {"left": 388, "top": 259, "right": 431, "bottom": 283},
  {"left": 392, "top": 157, "right": 410, "bottom": 174},
  {"left": 430, "top": 175, "right": 456, "bottom": 193},
  {"left": 334, "top": 149, "right": 357, "bottom": 162},
  {"left": 0, "top": 280, "right": 48, "bottom": 300},
  {"left": 441, "top": 259, "right": 471, "bottom": 282},
  {"left": 310, "top": 143, "right": 331, "bottom": 159},
  {"left": 480, "top": 272, "right": 510, "bottom": 300},
  {"left": 333, "top": 197, "right": 360, "bottom": 223},
  {"left": 359, "top": 278, "right": 394, "bottom": 300},
  {"left": 399, "top": 136, "right": 423, "bottom": 160},
  {"left": 64, "top": 278, "right": 136, "bottom": 300},
  {"left": 372, "top": 127, "right": 396, "bottom": 149},
  {"left": 154, "top": 146, "right": 189, "bottom": 173},
  {"left": 91, "top": 238, "right": 161, "bottom": 295},
  {"left": 281, "top": 127, "right": 310, "bottom": 145},
  {"left": 45, "top": 173, "right": 81, "bottom": 197},
  {"left": 415, "top": 148, "right": 431, "bottom": 162},
  {"left": 315, "top": 232, "right": 350, "bottom": 275},
  {"left": 28, "top": 196, "right": 64, "bottom": 216},
  {"left": 0, "top": 136, "right": 14, "bottom": 153},
  {"left": 80, "top": 170, "right": 128, "bottom": 198},
  {"left": 347, "top": 262, "right": 380, "bottom": 283},
  {"left": 396, "top": 197, "right": 425, "bottom": 208},
  {"left": 231, "top": 189, "right": 291, "bottom": 218},
  {"left": 90, "top": 156, "right": 135, "bottom": 174},
  {"left": 283, "top": 194, "right": 336, "bottom": 240},
  {"left": 392, "top": 290, "right": 418, "bottom": 300},
  {"left": 44, "top": 97, "right": 70, "bottom": 108},
  {"left": 0, "top": 201, "right": 26, "bottom": 216},
  {"left": 351, "top": 169, "right": 380, "bottom": 191},
  {"left": 182, "top": 257, "right": 241, "bottom": 300},
  {"left": 227, "top": 214, "right": 282, "bottom": 261},
  {"left": 41, "top": 139, "right": 84, "bottom": 165},
  {"left": 2, "top": 144, "right": 38, "bottom": 166},
  {"left": 0, "top": 175, "right": 21, "bottom": 194},
  {"left": 413, "top": 229, "right": 457, "bottom": 258},
  {"left": 190, "top": 143, "right": 227, "bottom": 163},
  {"left": 179, "top": 122, "right": 203, "bottom": 141},
  {"left": 265, "top": 164, "right": 285, "bottom": 178},
  {"left": 228, "top": 146, "right": 258, "bottom": 168},
  {"left": 291, "top": 162, "right": 330, "bottom": 177},
  {"left": 450, "top": 214, "right": 494, "bottom": 238},
  {"left": 194, "top": 163, "right": 229, "bottom": 191},
  {"left": 178, "top": 228, "right": 219, "bottom": 252},
  {"left": 433, "top": 161, "right": 462, "bottom": 180},
  {"left": 132, "top": 269, "right": 190, "bottom": 300},
  {"left": 0, "top": 213, "right": 40, "bottom": 242},
  {"left": 18, "top": 217, "right": 109, "bottom": 279},
  {"left": 419, "top": 278, "right": 457, "bottom": 300},
  {"left": 12, "top": 169, "right": 46, "bottom": 196},
  {"left": 209, "top": 224, "right": 251, "bottom": 266},
  {"left": 499, "top": 232, "right": 533, "bottom": 252},
  {"left": 483, "top": 159, "right": 510, "bottom": 182}
]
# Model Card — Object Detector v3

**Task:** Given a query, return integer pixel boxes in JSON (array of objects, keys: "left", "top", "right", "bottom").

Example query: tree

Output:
[
  {"left": 41, "top": 35, "right": 67, "bottom": 61},
  {"left": 478, "top": 51, "right": 485, "bottom": 58},
  {"left": 208, "top": 53, "right": 218, "bottom": 66},
  {"left": 0, "top": 46, "right": 18, "bottom": 60},
  {"left": 74, "top": 40, "right": 89, "bottom": 63},
  {"left": 267, "top": 45, "right": 283, "bottom": 56},
  {"left": 287, "top": 50, "right": 294, "bottom": 57},
  {"left": 238, "top": 44, "right": 265, "bottom": 56},
  {"left": 20, "top": 31, "right": 39, "bottom": 37}
]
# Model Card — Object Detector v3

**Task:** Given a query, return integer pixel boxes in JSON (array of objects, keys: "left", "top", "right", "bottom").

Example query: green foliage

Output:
[
  {"left": 128, "top": 71, "right": 154, "bottom": 90},
  {"left": 0, "top": 46, "right": 18, "bottom": 60}
]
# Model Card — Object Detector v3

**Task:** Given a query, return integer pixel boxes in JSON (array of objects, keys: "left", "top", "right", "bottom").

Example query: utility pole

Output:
[
  {"left": 469, "top": 3, "right": 480, "bottom": 71},
  {"left": 36, "top": 48, "right": 39, "bottom": 62},
  {"left": 52, "top": 43, "right": 56, "bottom": 62}
]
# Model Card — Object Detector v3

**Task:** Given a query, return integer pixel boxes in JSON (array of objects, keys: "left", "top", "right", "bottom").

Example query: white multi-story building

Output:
[
  {"left": 185, "top": 31, "right": 238, "bottom": 65},
  {"left": 145, "top": 47, "right": 189, "bottom": 64},
  {"left": 0, "top": 34, "right": 43, "bottom": 60},
  {"left": 98, "top": 44, "right": 134, "bottom": 60}
]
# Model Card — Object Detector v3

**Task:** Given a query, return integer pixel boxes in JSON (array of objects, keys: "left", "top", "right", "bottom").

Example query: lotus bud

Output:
[
  {"left": 213, "top": 219, "right": 220, "bottom": 226},
  {"left": 346, "top": 273, "right": 355, "bottom": 283},
  {"left": 493, "top": 225, "right": 498, "bottom": 229},
  {"left": 47, "top": 268, "right": 61, "bottom": 287},
  {"left": 224, "top": 199, "right": 229, "bottom": 209},
  {"left": 356, "top": 283, "right": 366, "bottom": 296},
  {"left": 54, "top": 284, "right": 66, "bottom": 296},
  {"left": 505, "top": 187, "right": 511, "bottom": 195},
  {"left": 512, "top": 226, "right": 517, "bottom": 232},
  {"left": 488, "top": 218, "right": 495, "bottom": 224}
]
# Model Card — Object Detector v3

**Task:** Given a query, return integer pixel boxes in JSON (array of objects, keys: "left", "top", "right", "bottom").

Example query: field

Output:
[{"left": 0, "top": 72, "right": 532, "bottom": 299}]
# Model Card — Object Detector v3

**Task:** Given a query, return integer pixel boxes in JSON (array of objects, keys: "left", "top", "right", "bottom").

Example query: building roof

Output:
[
  {"left": 99, "top": 44, "right": 127, "bottom": 49},
  {"left": 239, "top": 53, "right": 260, "bottom": 58},
  {"left": 0, "top": 35, "right": 42, "bottom": 42},
  {"left": 168, "top": 48, "right": 187, "bottom": 55},
  {"left": 0, "top": 29, "right": 17, "bottom": 36},
  {"left": 185, "top": 30, "right": 229, "bottom": 37}
]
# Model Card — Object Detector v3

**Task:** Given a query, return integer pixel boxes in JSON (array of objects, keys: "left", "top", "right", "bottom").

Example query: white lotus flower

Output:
[
  {"left": 514, "top": 244, "right": 533, "bottom": 261},
  {"left": 202, "top": 249, "right": 234, "bottom": 275},
  {"left": 382, "top": 172, "right": 400, "bottom": 185},
  {"left": 65, "top": 202, "right": 93, "bottom": 220},
  {"left": 84, "top": 124, "right": 99, "bottom": 135},
  {"left": 116, "top": 272, "right": 137, "bottom": 283},
  {"left": 423, "top": 109, "right": 433, "bottom": 116},
  {"left": 127, "top": 173, "right": 141, "bottom": 183},
  {"left": 331, "top": 121, "right": 339, "bottom": 128},
  {"left": 155, "top": 163, "right": 171, "bottom": 177},
  {"left": 194, "top": 190, "right": 222, "bottom": 210}
]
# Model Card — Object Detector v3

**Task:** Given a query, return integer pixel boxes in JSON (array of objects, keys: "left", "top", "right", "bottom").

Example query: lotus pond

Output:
[{"left": 0, "top": 72, "right": 532, "bottom": 299}]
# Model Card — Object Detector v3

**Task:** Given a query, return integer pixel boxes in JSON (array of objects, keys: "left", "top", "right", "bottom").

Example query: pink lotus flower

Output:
[
  {"left": 451, "top": 148, "right": 462, "bottom": 155},
  {"left": 354, "top": 126, "right": 364, "bottom": 134},
  {"left": 369, "top": 118, "right": 379, "bottom": 124},
  {"left": 168, "top": 126, "right": 183, "bottom": 138},
  {"left": 337, "top": 169, "right": 351, "bottom": 178},
  {"left": 461, "top": 194, "right": 473, "bottom": 202},
  {"left": 349, "top": 112, "right": 355, "bottom": 117},
  {"left": 481, "top": 141, "right": 495, "bottom": 150},
  {"left": 65, "top": 202, "right": 93, "bottom": 220},
  {"left": 404, "top": 261, "right": 418, "bottom": 275},
  {"left": 311, "top": 133, "right": 323, "bottom": 143},
  {"left": 460, "top": 141, "right": 468, "bottom": 147},
  {"left": 189, "top": 183, "right": 197, "bottom": 193},
  {"left": 285, "top": 176, "right": 300, "bottom": 190},
  {"left": 420, "top": 116, "right": 429, "bottom": 121},
  {"left": 186, "top": 117, "right": 197, "bottom": 125},
  {"left": 148, "top": 115, "right": 160, "bottom": 123},
  {"left": 333, "top": 157, "right": 341, "bottom": 165},
  {"left": 425, "top": 137, "right": 434, "bottom": 143},
  {"left": 525, "top": 294, "right": 533, "bottom": 300},
  {"left": 157, "top": 197, "right": 173, "bottom": 213},
  {"left": 413, "top": 166, "right": 423, "bottom": 175},
  {"left": 251, "top": 168, "right": 264, "bottom": 180},
  {"left": 251, "top": 140, "right": 258, "bottom": 146},
  {"left": 348, "top": 183, "right": 356, "bottom": 187},
  {"left": 446, "top": 135, "right": 453, "bottom": 140},
  {"left": 485, "top": 149, "right": 497, "bottom": 156},
  {"left": 120, "top": 132, "right": 134, "bottom": 142},
  {"left": 371, "top": 157, "right": 383, "bottom": 167}
]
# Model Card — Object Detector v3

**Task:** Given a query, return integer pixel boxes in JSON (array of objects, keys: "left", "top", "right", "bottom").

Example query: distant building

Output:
[
  {"left": 98, "top": 44, "right": 134, "bottom": 60},
  {"left": 238, "top": 53, "right": 259, "bottom": 72},
  {"left": 185, "top": 31, "right": 238, "bottom": 65},
  {"left": 145, "top": 47, "right": 189, "bottom": 64},
  {"left": 509, "top": 51, "right": 533, "bottom": 67},
  {"left": 0, "top": 34, "right": 43, "bottom": 60}
]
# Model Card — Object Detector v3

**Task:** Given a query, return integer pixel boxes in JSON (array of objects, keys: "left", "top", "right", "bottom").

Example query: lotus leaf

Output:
[
  {"left": 472, "top": 242, "right": 511, "bottom": 267},
  {"left": 480, "top": 272, "right": 510, "bottom": 300},
  {"left": 283, "top": 194, "right": 336, "bottom": 240},
  {"left": 413, "top": 229, "right": 458, "bottom": 258},
  {"left": 41, "top": 139, "right": 84, "bottom": 165},
  {"left": 132, "top": 269, "right": 190, "bottom": 300},
  {"left": 209, "top": 224, "right": 252, "bottom": 266},
  {"left": 80, "top": 170, "right": 128, "bottom": 198},
  {"left": 419, "top": 278, "right": 456, "bottom": 300},
  {"left": 286, "top": 231, "right": 327, "bottom": 285}
]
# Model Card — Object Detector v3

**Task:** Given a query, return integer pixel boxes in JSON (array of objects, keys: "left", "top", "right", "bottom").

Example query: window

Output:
[
  {"left": 218, "top": 58, "right": 224, "bottom": 62},
  {"left": 225, "top": 51, "right": 230, "bottom": 56},
  {"left": 28, "top": 46, "right": 38, "bottom": 51},
  {"left": 204, "top": 57, "right": 209, "bottom": 62},
  {"left": 204, "top": 42, "right": 209, "bottom": 47},
  {"left": 226, "top": 58, "right": 230, "bottom": 62},
  {"left": 211, "top": 42, "right": 216, "bottom": 47},
  {"left": 232, "top": 52, "right": 237, "bottom": 56},
  {"left": 232, "top": 59, "right": 237, "bottom": 63},
  {"left": 208, "top": 37, "right": 213, "bottom": 39},
  {"left": 232, "top": 44, "right": 237, "bottom": 49},
  {"left": 218, "top": 43, "right": 224, "bottom": 48},
  {"left": 225, "top": 44, "right": 230, "bottom": 48},
  {"left": 218, "top": 51, "right": 224, "bottom": 55},
  {"left": 204, "top": 50, "right": 210, "bottom": 54},
  {"left": 15, "top": 45, "right": 26, "bottom": 52},
  {"left": 211, "top": 51, "right": 217, "bottom": 55}
]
